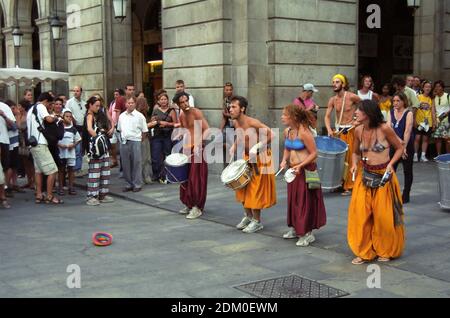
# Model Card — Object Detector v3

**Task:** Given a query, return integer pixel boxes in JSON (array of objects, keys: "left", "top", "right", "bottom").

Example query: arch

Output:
[{"left": 13, "top": 0, "right": 33, "bottom": 27}]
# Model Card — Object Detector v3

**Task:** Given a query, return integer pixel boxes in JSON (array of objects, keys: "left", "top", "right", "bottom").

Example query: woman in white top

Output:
[
  {"left": 432, "top": 80, "right": 450, "bottom": 155},
  {"left": 357, "top": 75, "right": 380, "bottom": 102}
]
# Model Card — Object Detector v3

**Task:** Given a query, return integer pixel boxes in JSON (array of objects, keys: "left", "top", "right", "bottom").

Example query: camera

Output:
[{"left": 26, "top": 136, "right": 38, "bottom": 148}]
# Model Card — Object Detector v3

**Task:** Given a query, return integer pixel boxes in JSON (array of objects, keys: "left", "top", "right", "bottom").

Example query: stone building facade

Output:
[{"left": 1, "top": 0, "right": 450, "bottom": 131}]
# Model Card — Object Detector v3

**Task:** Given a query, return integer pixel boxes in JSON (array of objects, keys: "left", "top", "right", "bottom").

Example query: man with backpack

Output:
[{"left": 26, "top": 92, "right": 64, "bottom": 204}]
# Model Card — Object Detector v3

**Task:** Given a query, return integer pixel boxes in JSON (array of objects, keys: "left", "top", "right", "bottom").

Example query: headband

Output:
[{"left": 333, "top": 74, "right": 347, "bottom": 86}]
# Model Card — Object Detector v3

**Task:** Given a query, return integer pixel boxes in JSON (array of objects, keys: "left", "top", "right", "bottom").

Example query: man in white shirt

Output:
[
  {"left": 65, "top": 86, "right": 86, "bottom": 172},
  {"left": 27, "top": 92, "right": 62, "bottom": 204},
  {"left": 174, "top": 80, "right": 195, "bottom": 107},
  {"left": 0, "top": 101, "right": 17, "bottom": 197},
  {"left": 117, "top": 96, "right": 148, "bottom": 192}
]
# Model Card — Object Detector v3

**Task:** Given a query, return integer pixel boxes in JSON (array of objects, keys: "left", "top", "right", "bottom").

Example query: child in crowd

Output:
[{"left": 58, "top": 110, "right": 82, "bottom": 195}]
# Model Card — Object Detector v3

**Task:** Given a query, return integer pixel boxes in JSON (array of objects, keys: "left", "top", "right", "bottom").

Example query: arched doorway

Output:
[
  {"left": 358, "top": 0, "right": 414, "bottom": 91},
  {"left": 132, "top": 0, "right": 162, "bottom": 106}
]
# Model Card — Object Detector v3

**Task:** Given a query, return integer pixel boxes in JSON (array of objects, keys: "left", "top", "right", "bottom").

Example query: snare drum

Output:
[
  {"left": 284, "top": 168, "right": 297, "bottom": 184},
  {"left": 221, "top": 160, "right": 252, "bottom": 190},
  {"left": 165, "top": 153, "right": 189, "bottom": 183}
]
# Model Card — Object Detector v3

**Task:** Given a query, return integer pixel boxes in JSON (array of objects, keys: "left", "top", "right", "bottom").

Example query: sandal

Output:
[
  {"left": 377, "top": 257, "right": 391, "bottom": 262},
  {"left": 35, "top": 194, "right": 45, "bottom": 204},
  {"left": 352, "top": 257, "right": 368, "bottom": 265},
  {"left": 341, "top": 190, "right": 352, "bottom": 196},
  {"left": 1, "top": 199, "right": 11, "bottom": 209},
  {"left": 12, "top": 185, "right": 26, "bottom": 193},
  {"left": 69, "top": 189, "right": 77, "bottom": 195},
  {"left": 46, "top": 196, "right": 64, "bottom": 205},
  {"left": 58, "top": 189, "right": 65, "bottom": 196}
]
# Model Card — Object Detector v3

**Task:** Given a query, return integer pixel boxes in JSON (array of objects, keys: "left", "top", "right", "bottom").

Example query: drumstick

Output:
[
  {"left": 275, "top": 168, "right": 284, "bottom": 177},
  {"left": 334, "top": 126, "right": 355, "bottom": 137}
]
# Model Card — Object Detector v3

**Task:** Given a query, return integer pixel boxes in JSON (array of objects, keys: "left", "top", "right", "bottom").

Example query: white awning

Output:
[{"left": 0, "top": 67, "right": 69, "bottom": 87}]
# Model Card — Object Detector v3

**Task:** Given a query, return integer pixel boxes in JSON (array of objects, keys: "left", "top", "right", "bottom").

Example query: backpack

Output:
[
  {"left": 88, "top": 133, "right": 111, "bottom": 159},
  {"left": 32, "top": 105, "right": 64, "bottom": 146}
]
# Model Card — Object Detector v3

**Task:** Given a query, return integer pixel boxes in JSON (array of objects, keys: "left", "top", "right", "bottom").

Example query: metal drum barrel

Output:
[
  {"left": 435, "top": 154, "right": 450, "bottom": 210},
  {"left": 315, "top": 136, "right": 349, "bottom": 191},
  {"left": 165, "top": 153, "right": 189, "bottom": 184}
]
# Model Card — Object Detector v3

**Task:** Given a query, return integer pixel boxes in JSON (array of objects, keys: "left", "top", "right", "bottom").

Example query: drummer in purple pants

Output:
[{"left": 174, "top": 92, "right": 210, "bottom": 220}]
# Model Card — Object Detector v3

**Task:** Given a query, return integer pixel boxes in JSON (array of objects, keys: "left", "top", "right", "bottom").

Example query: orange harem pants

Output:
[
  {"left": 347, "top": 166, "right": 405, "bottom": 261},
  {"left": 339, "top": 129, "right": 355, "bottom": 191},
  {"left": 236, "top": 150, "right": 277, "bottom": 210}
]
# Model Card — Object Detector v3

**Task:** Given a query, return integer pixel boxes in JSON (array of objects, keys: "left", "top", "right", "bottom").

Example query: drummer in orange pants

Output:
[
  {"left": 229, "top": 96, "right": 277, "bottom": 233},
  {"left": 174, "top": 92, "right": 210, "bottom": 220},
  {"left": 325, "top": 74, "right": 361, "bottom": 195},
  {"left": 348, "top": 100, "right": 405, "bottom": 265}
]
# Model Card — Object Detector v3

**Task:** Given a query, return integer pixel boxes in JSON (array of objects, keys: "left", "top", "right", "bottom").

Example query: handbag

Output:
[
  {"left": 362, "top": 169, "right": 383, "bottom": 188},
  {"left": 305, "top": 169, "right": 321, "bottom": 190}
]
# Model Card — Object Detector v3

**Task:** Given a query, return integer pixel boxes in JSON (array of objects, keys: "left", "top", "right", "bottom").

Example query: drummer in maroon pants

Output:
[{"left": 174, "top": 92, "right": 210, "bottom": 220}]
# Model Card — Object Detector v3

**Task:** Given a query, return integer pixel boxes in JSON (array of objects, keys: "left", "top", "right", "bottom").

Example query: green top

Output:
[{"left": 404, "top": 86, "right": 420, "bottom": 109}]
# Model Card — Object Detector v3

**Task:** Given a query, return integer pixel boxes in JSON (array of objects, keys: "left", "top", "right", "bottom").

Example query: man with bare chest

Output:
[
  {"left": 174, "top": 92, "right": 209, "bottom": 220},
  {"left": 325, "top": 74, "right": 361, "bottom": 195},
  {"left": 229, "top": 96, "right": 277, "bottom": 233}
]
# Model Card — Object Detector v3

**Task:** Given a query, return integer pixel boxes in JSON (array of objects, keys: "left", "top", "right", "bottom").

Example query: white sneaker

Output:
[
  {"left": 100, "top": 196, "right": 115, "bottom": 204},
  {"left": 421, "top": 154, "right": 429, "bottom": 162},
  {"left": 413, "top": 153, "right": 419, "bottom": 162},
  {"left": 186, "top": 207, "right": 203, "bottom": 219},
  {"left": 236, "top": 216, "right": 252, "bottom": 230},
  {"left": 179, "top": 207, "right": 190, "bottom": 215},
  {"left": 283, "top": 228, "right": 297, "bottom": 239},
  {"left": 296, "top": 232, "right": 316, "bottom": 247},
  {"left": 86, "top": 197, "right": 100, "bottom": 206},
  {"left": 242, "top": 220, "right": 264, "bottom": 233}
]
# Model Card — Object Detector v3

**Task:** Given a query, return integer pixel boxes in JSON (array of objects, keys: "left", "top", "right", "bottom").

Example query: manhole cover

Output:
[{"left": 235, "top": 275, "right": 349, "bottom": 298}]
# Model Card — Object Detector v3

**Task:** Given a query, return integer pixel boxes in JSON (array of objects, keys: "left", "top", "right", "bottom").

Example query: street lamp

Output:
[
  {"left": 12, "top": 26, "right": 23, "bottom": 47},
  {"left": 50, "top": 15, "right": 64, "bottom": 41},
  {"left": 113, "top": 0, "right": 128, "bottom": 22},
  {"left": 407, "top": 0, "right": 421, "bottom": 15}
]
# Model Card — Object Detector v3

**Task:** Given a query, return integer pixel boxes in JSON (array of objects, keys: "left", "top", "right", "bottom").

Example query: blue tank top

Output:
[{"left": 390, "top": 109, "right": 414, "bottom": 151}]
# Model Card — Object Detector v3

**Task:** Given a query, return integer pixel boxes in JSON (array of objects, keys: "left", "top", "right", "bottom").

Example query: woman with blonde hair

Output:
[
  {"left": 280, "top": 105, "right": 327, "bottom": 247},
  {"left": 148, "top": 93, "right": 178, "bottom": 183}
]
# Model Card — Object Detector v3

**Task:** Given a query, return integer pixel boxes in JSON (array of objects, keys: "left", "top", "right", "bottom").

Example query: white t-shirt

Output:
[
  {"left": 66, "top": 97, "right": 87, "bottom": 126},
  {"left": 0, "top": 102, "right": 16, "bottom": 145},
  {"left": 357, "top": 90, "right": 374, "bottom": 101},
  {"left": 27, "top": 103, "right": 52, "bottom": 146},
  {"left": 117, "top": 110, "right": 148, "bottom": 142},
  {"left": 58, "top": 124, "right": 82, "bottom": 159},
  {"left": 188, "top": 94, "right": 195, "bottom": 108},
  {"left": 435, "top": 92, "right": 450, "bottom": 118}
]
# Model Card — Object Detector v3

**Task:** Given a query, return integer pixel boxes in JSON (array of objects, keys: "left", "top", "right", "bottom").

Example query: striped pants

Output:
[{"left": 87, "top": 156, "right": 111, "bottom": 198}]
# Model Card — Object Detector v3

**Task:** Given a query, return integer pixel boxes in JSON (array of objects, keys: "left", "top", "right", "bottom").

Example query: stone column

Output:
[
  {"left": 0, "top": 33, "right": 5, "bottom": 100},
  {"left": 441, "top": 0, "right": 450, "bottom": 84},
  {"left": 268, "top": 0, "right": 358, "bottom": 134},
  {"left": 162, "top": 0, "right": 230, "bottom": 127},
  {"left": 0, "top": 33, "right": 4, "bottom": 67},
  {"left": 413, "top": 1, "right": 442, "bottom": 80},
  {"left": 35, "top": 17, "right": 55, "bottom": 92},
  {"left": 66, "top": 0, "right": 105, "bottom": 99}
]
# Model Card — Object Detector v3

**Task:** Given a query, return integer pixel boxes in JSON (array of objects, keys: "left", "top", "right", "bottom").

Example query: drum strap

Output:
[{"left": 335, "top": 92, "right": 347, "bottom": 130}]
